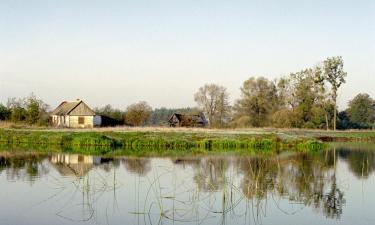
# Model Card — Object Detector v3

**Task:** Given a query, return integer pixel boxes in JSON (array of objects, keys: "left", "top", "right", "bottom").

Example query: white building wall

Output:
[{"left": 69, "top": 115, "right": 94, "bottom": 128}]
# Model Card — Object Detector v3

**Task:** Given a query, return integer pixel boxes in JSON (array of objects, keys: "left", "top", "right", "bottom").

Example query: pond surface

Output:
[{"left": 0, "top": 143, "right": 375, "bottom": 225}]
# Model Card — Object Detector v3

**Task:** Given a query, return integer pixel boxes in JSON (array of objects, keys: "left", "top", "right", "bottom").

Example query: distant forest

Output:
[{"left": 1, "top": 56, "right": 374, "bottom": 130}]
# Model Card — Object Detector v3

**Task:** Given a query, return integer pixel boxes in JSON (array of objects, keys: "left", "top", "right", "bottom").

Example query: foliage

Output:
[
  {"left": 271, "top": 108, "right": 296, "bottom": 128},
  {"left": 233, "top": 77, "right": 278, "bottom": 127},
  {"left": 347, "top": 93, "right": 374, "bottom": 126},
  {"left": 124, "top": 101, "right": 152, "bottom": 126},
  {"left": 94, "top": 104, "right": 124, "bottom": 122},
  {"left": 3, "top": 94, "right": 49, "bottom": 126},
  {"left": 0, "top": 104, "right": 11, "bottom": 120},
  {"left": 7, "top": 97, "right": 27, "bottom": 122},
  {"left": 229, "top": 56, "right": 345, "bottom": 130}
]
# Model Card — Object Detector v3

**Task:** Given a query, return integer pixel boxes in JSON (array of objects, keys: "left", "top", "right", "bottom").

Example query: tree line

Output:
[
  {"left": 0, "top": 94, "right": 50, "bottom": 126},
  {"left": 194, "top": 56, "right": 374, "bottom": 130},
  {"left": 0, "top": 96, "right": 198, "bottom": 127},
  {"left": 0, "top": 56, "right": 374, "bottom": 129}
]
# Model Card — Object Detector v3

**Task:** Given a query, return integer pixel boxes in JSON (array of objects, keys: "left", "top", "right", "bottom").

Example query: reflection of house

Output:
[
  {"left": 50, "top": 154, "right": 101, "bottom": 177},
  {"left": 168, "top": 113, "right": 208, "bottom": 127},
  {"left": 50, "top": 99, "right": 96, "bottom": 128}
]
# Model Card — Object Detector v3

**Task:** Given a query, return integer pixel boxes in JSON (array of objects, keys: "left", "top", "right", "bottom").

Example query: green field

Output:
[{"left": 0, "top": 128, "right": 331, "bottom": 155}]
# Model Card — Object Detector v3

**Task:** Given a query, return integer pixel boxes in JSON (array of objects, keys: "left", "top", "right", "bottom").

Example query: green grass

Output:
[{"left": 0, "top": 129, "right": 326, "bottom": 155}]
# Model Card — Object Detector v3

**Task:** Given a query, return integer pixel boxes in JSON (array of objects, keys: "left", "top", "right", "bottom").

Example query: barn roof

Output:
[{"left": 51, "top": 100, "right": 95, "bottom": 116}]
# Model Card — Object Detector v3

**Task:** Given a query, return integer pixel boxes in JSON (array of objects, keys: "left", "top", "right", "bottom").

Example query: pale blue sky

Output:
[{"left": 0, "top": 0, "right": 374, "bottom": 110}]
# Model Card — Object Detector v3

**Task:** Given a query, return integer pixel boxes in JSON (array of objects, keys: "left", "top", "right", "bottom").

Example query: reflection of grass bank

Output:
[
  {"left": 0, "top": 129, "right": 325, "bottom": 154},
  {"left": 329, "top": 142, "right": 375, "bottom": 151}
]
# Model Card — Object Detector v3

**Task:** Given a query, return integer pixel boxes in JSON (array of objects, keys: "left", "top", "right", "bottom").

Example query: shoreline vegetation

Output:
[{"left": 1, "top": 127, "right": 374, "bottom": 155}]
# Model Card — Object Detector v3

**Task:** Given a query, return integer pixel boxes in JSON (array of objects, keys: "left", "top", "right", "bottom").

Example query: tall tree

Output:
[
  {"left": 124, "top": 101, "right": 152, "bottom": 126},
  {"left": 322, "top": 56, "right": 347, "bottom": 130},
  {"left": 347, "top": 93, "right": 374, "bottom": 127},
  {"left": 194, "top": 84, "right": 230, "bottom": 127},
  {"left": 274, "top": 66, "right": 330, "bottom": 129},
  {"left": 233, "top": 77, "right": 278, "bottom": 127}
]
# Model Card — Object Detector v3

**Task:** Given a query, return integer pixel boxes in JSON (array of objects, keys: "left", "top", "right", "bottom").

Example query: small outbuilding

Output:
[
  {"left": 168, "top": 113, "right": 208, "bottom": 127},
  {"left": 51, "top": 99, "right": 96, "bottom": 128},
  {"left": 93, "top": 115, "right": 123, "bottom": 127}
]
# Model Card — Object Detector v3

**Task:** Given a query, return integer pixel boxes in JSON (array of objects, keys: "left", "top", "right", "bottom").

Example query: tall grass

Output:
[{"left": 0, "top": 129, "right": 325, "bottom": 154}]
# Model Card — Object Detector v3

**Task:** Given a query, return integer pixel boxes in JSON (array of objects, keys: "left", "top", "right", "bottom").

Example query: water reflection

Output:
[
  {"left": 0, "top": 144, "right": 375, "bottom": 225},
  {"left": 0, "top": 152, "right": 48, "bottom": 181},
  {"left": 122, "top": 158, "right": 151, "bottom": 176}
]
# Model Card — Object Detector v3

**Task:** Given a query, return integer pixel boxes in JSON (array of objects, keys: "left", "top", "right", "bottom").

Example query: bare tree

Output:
[{"left": 194, "top": 84, "right": 230, "bottom": 127}]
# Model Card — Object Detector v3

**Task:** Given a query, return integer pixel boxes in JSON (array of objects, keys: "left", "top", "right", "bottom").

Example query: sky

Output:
[{"left": 0, "top": 0, "right": 374, "bottom": 110}]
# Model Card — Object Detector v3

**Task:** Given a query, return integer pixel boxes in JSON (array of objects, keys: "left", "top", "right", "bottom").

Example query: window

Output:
[{"left": 78, "top": 117, "right": 85, "bottom": 124}]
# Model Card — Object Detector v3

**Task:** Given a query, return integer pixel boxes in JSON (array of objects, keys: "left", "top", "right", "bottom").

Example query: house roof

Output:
[{"left": 51, "top": 100, "right": 95, "bottom": 116}]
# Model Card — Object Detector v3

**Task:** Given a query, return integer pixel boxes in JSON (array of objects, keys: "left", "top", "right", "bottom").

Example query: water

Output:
[{"left": 0, "top": 143, "right": 374, "bottom": 225}]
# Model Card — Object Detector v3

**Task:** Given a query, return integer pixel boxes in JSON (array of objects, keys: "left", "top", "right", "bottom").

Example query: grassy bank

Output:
[{"left": 0, "top": 129, "right": 325, "bottom": 154}]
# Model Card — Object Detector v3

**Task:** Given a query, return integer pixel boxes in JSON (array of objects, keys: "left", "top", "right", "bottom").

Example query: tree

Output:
[
  {"left": 24, "top": 94, "right": 50, "bottom": 125},
  {"left": 322, "top": 56, "right": 347, "bottom": 130},
  {"left": 0, "top": 104, "right": 11, "bottom": 120},
  {"left": 94, "top": 104, "right": 124, "bottom": 121},
  {"left": 347, "top": 93, "right": 374, "bottom": 127},
  {"left": 233, "top": 77, "right": 278, "bottom": 127},
  {"left": 291, "top": 68, "right": 329, "bottom": 128},
  {"left": 271, "top": 108, "right": 295, "bottom": 128},
  {"left": 26, "top": 94, "right": 40, "bottom": 124},
  {"left": 124, "top": 101, "right": 152, "bottom": 126},
  {"left": 7, "top": 97, "right": 27, "bottom": 123},
  {"left": 194, "top": 84, "right": 230, "bottom": 127}
]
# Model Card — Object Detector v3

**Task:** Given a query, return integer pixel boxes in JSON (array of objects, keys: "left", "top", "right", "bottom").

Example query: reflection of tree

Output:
[
  {"left": 192, "top": 157, "right": 228, "bottom": 192},
  {"left": 323, "top": 182, "right": 344, "bottom": 219},
  {"left": 338, "top": 149, "right": 375, "bottom": 178},
  {"left": 122, "top": 158, "right": 151, "bottom": 176},
  {"left": 172, "top": 157, "right": 201, "bottom": 169},
  {"left": 238, "top": 156, "right": 277, "bottom": 199},
  {"left": 235, "top": 151, "right": 345, "bottom": 219},
  {"left": 322, "top": 147, "right": 345, "bottom": 219},
  {"left": 0, "top": 153, "right": 48, "bottom": 182}
]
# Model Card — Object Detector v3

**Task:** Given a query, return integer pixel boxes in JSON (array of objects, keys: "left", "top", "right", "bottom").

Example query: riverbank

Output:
[{"left": 0, "top": 128, "right": 327, "bottom": 154}]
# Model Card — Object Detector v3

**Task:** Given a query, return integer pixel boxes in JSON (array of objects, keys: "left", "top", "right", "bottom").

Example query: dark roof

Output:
[{"left": 51, "top": 100, "right": 95, "bottom": 116}]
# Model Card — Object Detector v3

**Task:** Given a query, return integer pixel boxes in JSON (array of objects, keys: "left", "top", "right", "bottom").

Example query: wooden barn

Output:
[
  {"left": 168, "top": 113, "right": 208, "bottom": 127},
  {"left": 51, "top": 99, "right": 96, "bottom": 128}
]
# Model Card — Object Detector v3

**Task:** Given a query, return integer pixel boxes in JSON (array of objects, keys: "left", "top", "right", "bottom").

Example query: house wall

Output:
[
  {"left": 51, "top": 115, "right": 70, "bottom": 127},
  {"left": 68, "top": 115, "right": 94, "bottom": 128}
]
